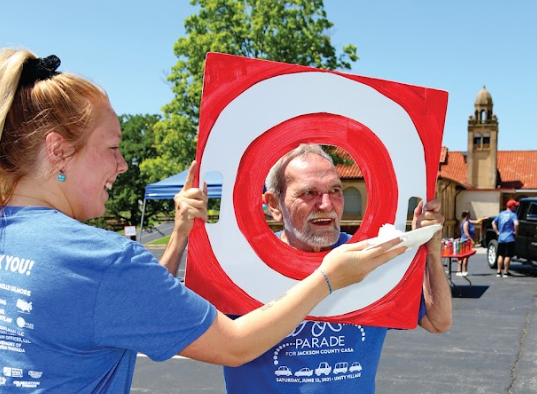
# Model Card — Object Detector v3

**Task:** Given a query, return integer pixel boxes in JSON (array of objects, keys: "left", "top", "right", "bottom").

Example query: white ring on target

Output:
[{"left": 200, "top": 72, "right": 426, "bottom": 316}]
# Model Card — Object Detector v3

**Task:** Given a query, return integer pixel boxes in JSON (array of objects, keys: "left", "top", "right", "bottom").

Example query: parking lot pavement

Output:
[
  {"left": 377, "top": 247, "right": 537, "bottom": 394},
  {"left": 133, "top": 246, "right": 537, "bottom": 393}
]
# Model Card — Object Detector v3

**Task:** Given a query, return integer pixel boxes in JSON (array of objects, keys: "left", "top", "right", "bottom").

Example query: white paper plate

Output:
[{"left": 364, "top": 224, "right": 442, "bottom": 252}]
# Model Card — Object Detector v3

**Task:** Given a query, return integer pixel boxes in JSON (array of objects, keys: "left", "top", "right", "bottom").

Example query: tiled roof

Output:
[
  {"left": 497, "top": 151, "right": 537, "bottom": 189},
  {"left": 337, "top": 146, "right": 537, "bottom": 190},
  {"left": 438, "top": 149, "right": 537, "bottom": 189},
  {"left": 333, "top": 146, "right": 364, "bottom": 178},
  {"left": 437, "top": 150, "right": 469, "bottom": 186}
]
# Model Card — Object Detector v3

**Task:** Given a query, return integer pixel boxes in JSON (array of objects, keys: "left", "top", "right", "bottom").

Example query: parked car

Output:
[
  {"left": 314, "top": 362, "right": 332, "bottom": 376},
  {"left": 294, "top": 367, "right": 313, "bottom": 377},
  {"left": 349, "top": 362, "right": 363, "bottom": 372},
  {"left": 274, "top": 366, "right": 292, "bottom": 377},
  {"left": 333, "top": 362, "right": 348, "bottom": 375},
  {"left": 480, "top": 197, "right": 537, "bottom": 268}
]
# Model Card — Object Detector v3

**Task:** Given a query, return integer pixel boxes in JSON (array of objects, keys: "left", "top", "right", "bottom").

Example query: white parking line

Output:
[{"left": 136, "top": 353, "right": 189, "bottom": 360}]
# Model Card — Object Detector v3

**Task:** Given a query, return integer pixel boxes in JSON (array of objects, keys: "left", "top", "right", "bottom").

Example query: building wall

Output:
[
  {"left": 456, "top": 190, "right": 501, "bottom": 220},
  {"left": 474, "top": 150, "right": 495, "bottom": 188}
]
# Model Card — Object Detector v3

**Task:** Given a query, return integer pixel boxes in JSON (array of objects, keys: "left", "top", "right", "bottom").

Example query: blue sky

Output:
[{"left": 2, "top": 0, "right": 535, "bottom": 151}]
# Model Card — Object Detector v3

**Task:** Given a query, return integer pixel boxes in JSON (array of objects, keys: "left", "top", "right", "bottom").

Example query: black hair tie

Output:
[{"left": 19, "top": 55, "right": 61, "bottom": 87}]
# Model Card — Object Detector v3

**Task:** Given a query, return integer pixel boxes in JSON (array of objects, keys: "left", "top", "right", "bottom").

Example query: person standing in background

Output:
[
  {"left": 492, "top": 200, "right": 520, "bottom": 278},
  {"left": 457, "top": 210, "right": 476, "bottom": 276}
]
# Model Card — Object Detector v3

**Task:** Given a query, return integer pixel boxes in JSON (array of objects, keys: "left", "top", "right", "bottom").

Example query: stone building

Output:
[{"left": 337, "top": 87, "right": 537, "bottom": 238}]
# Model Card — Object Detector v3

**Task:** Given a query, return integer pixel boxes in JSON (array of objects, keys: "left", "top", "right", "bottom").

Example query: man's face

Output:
[{"left": 279, "top": 153, "right": 344, "bottom": 252}]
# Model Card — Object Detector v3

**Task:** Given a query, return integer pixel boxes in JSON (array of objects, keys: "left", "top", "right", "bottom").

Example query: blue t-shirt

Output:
[
  {"left": 0, "top": 206, "right": 216, "bottom": 393},
  {"left": 493, "top": 210, "right": 518, "bottom": 243},
  {"left": 224, "top": 232, "right": 426, "bottom": 393},
  {"left": 460, "top": 219, "right": 475, "bottom": 241}
]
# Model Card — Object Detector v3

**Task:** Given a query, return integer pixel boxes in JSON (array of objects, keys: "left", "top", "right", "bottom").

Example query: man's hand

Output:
[
  {"left": 412, "top": 199, "right": 452, "bottom": 333},
  {"left": 173, "top": 161, "right": 208, "bottom": 237},
  {"left": 412, "top": 199, "right": 444, "bottom": 254}
]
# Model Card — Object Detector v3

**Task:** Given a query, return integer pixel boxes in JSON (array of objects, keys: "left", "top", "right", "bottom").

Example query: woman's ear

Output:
[
  {"left": 265, "top": 192, "right": 283, "bottom": 222},
  {"left": 45, "top": 132, "right": 72, "bottom": 167}
]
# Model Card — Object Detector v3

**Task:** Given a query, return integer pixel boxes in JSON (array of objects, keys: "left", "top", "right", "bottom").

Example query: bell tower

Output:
[{"left": 467, "top": 86, "right": 499, "bottom": 188}]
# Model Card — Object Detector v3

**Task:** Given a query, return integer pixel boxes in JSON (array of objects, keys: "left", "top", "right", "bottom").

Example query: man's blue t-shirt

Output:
[
  {"left": 0, "top": 206, "right": 216, "bottom": 393},
  {"left": 223, "top": 232, "right": 426, "bottom": 393},
  {"left": 493, "top": 210, "right": 518, "bottom": 243}
]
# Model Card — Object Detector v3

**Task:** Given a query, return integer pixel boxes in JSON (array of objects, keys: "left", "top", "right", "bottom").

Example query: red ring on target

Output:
[{"left": 234, "top": 113, "right": 398, "bottom": 279}]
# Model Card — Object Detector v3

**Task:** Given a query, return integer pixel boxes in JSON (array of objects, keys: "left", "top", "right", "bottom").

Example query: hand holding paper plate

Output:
[{"left": 364, "top": 224, "right": 443, "bottom": 252}]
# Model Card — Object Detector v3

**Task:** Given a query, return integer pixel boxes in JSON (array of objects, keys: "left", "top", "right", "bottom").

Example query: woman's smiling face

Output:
[{"left": 63, "top": 102, "right": 128, "bottom": 220}]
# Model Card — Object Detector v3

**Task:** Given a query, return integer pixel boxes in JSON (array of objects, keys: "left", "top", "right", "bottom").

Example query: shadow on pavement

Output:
[
  {"left": 451, "top": 285, "right": 489, "bottom": 298},
  {"left": 511, "top": 265, "right": 537, "bottom": 277}
]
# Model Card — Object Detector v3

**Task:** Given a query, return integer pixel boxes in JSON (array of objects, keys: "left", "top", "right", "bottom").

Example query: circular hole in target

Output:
[
  {"left": 262, "top": 144, "right": 367, "bottom": 239},
  {"left": 233, "top": 113, "right": 399, "bottom": 280}
]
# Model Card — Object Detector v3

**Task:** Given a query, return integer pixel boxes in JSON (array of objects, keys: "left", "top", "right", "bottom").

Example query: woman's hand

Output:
[{"left": 319, "top": 238, "right": 406, "bottom": 291}]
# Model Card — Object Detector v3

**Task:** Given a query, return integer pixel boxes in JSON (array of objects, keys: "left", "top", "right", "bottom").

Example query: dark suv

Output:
[{"left": 480, "top": 197, "right": 537, "bottom": 268}]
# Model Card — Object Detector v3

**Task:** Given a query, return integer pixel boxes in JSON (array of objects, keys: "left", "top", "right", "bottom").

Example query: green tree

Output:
[
  {"left": 103, "top": 114, "right": 168, "bottom": 229},
  {"left": 141, "top": 0, "right": 358, "bottom": 180}
]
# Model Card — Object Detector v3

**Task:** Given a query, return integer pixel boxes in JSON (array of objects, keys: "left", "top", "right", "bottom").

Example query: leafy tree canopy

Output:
[{"left": 141, "top": 0, "right": 358, "bottom": 180}]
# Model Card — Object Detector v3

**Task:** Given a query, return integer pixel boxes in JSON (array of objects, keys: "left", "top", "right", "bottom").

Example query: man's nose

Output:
[{"left": 317, "top": 192, "right": 333, "bottom": 211}]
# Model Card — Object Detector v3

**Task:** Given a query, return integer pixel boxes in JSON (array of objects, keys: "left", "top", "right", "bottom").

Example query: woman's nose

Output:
[{"left": 116, "top": 152, "right": 128, "bottom": 174}]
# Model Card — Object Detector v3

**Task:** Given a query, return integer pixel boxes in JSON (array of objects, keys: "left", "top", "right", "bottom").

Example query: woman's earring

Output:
[{"left": 58, "top": 169, "right": 66, "bottom": 182}]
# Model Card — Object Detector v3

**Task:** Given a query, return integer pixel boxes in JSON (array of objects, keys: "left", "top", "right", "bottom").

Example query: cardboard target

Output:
[{"left": 185, "top": 53, "right": 448, "bottom": 328}]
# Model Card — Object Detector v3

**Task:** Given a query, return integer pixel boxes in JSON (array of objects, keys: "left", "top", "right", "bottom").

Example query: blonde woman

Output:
[{"left": 0, "top": 48, "right": 406, "bottom": 393}]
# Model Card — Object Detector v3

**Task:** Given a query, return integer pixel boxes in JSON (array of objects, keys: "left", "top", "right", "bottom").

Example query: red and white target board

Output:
[{"left": 185, "top": 52, "right": 448, "bottom": 329}]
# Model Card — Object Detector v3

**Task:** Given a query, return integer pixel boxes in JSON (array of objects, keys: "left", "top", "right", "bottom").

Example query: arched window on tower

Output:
[
  {"left": 480, "top": 110, "right": 487, "bottom": 124},
  {"left": 343, "top": 187, "right": 362, "bottom": 219}
]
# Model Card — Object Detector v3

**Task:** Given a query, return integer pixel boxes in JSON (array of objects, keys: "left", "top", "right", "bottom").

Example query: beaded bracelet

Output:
[{"left": 318, "top": 269, "right": 333, "bottom": 295}]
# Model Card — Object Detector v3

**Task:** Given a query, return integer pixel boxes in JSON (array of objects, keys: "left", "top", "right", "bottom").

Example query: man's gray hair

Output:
[{"left": 265, "top": 144, "right": 334, "bottom": 199}]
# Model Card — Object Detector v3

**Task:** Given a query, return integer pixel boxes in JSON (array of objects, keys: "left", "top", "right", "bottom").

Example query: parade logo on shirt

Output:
[
  {"left": 16, "top": 317, "right": 34, "bottom": 330},
  {"left": 28, "top": 370, "right": 43, "bottom": 379},
  {"left": 3, "top": 367, "right": 23, "bottom": 378},
  {"left": 16, "top": 299, "right": 32, "bottom": 314},
  {"left": 0, "top": 254, "right": 36, "bottom": 276},
  {"left": 13, "top": 380, "right": 40, "bottom": 389},
  {"left": 272, "top": 322, "right": 365, "bottom": 385}
]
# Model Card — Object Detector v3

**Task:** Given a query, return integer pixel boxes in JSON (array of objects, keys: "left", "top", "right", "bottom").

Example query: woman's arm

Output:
[
  {"left": 179, "top": 237, "right": 406, "bottom": 366},
  {"left": 162, "top": 161, "right": 405, "bottom": 366}
]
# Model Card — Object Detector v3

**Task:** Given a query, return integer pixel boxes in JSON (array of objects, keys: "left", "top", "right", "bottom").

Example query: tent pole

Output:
[{"left": 138, "top": 198, "right": 147, "bottom": 243}]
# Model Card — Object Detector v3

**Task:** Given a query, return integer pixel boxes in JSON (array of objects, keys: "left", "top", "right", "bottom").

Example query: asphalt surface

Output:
[{"left": 132, "top": 245, "right": 537, "bottom": 394}]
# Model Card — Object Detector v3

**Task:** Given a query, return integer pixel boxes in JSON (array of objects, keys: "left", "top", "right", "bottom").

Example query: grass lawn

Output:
[{"left": 147, "top": 235, "right": 171, "bottom": 245}]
